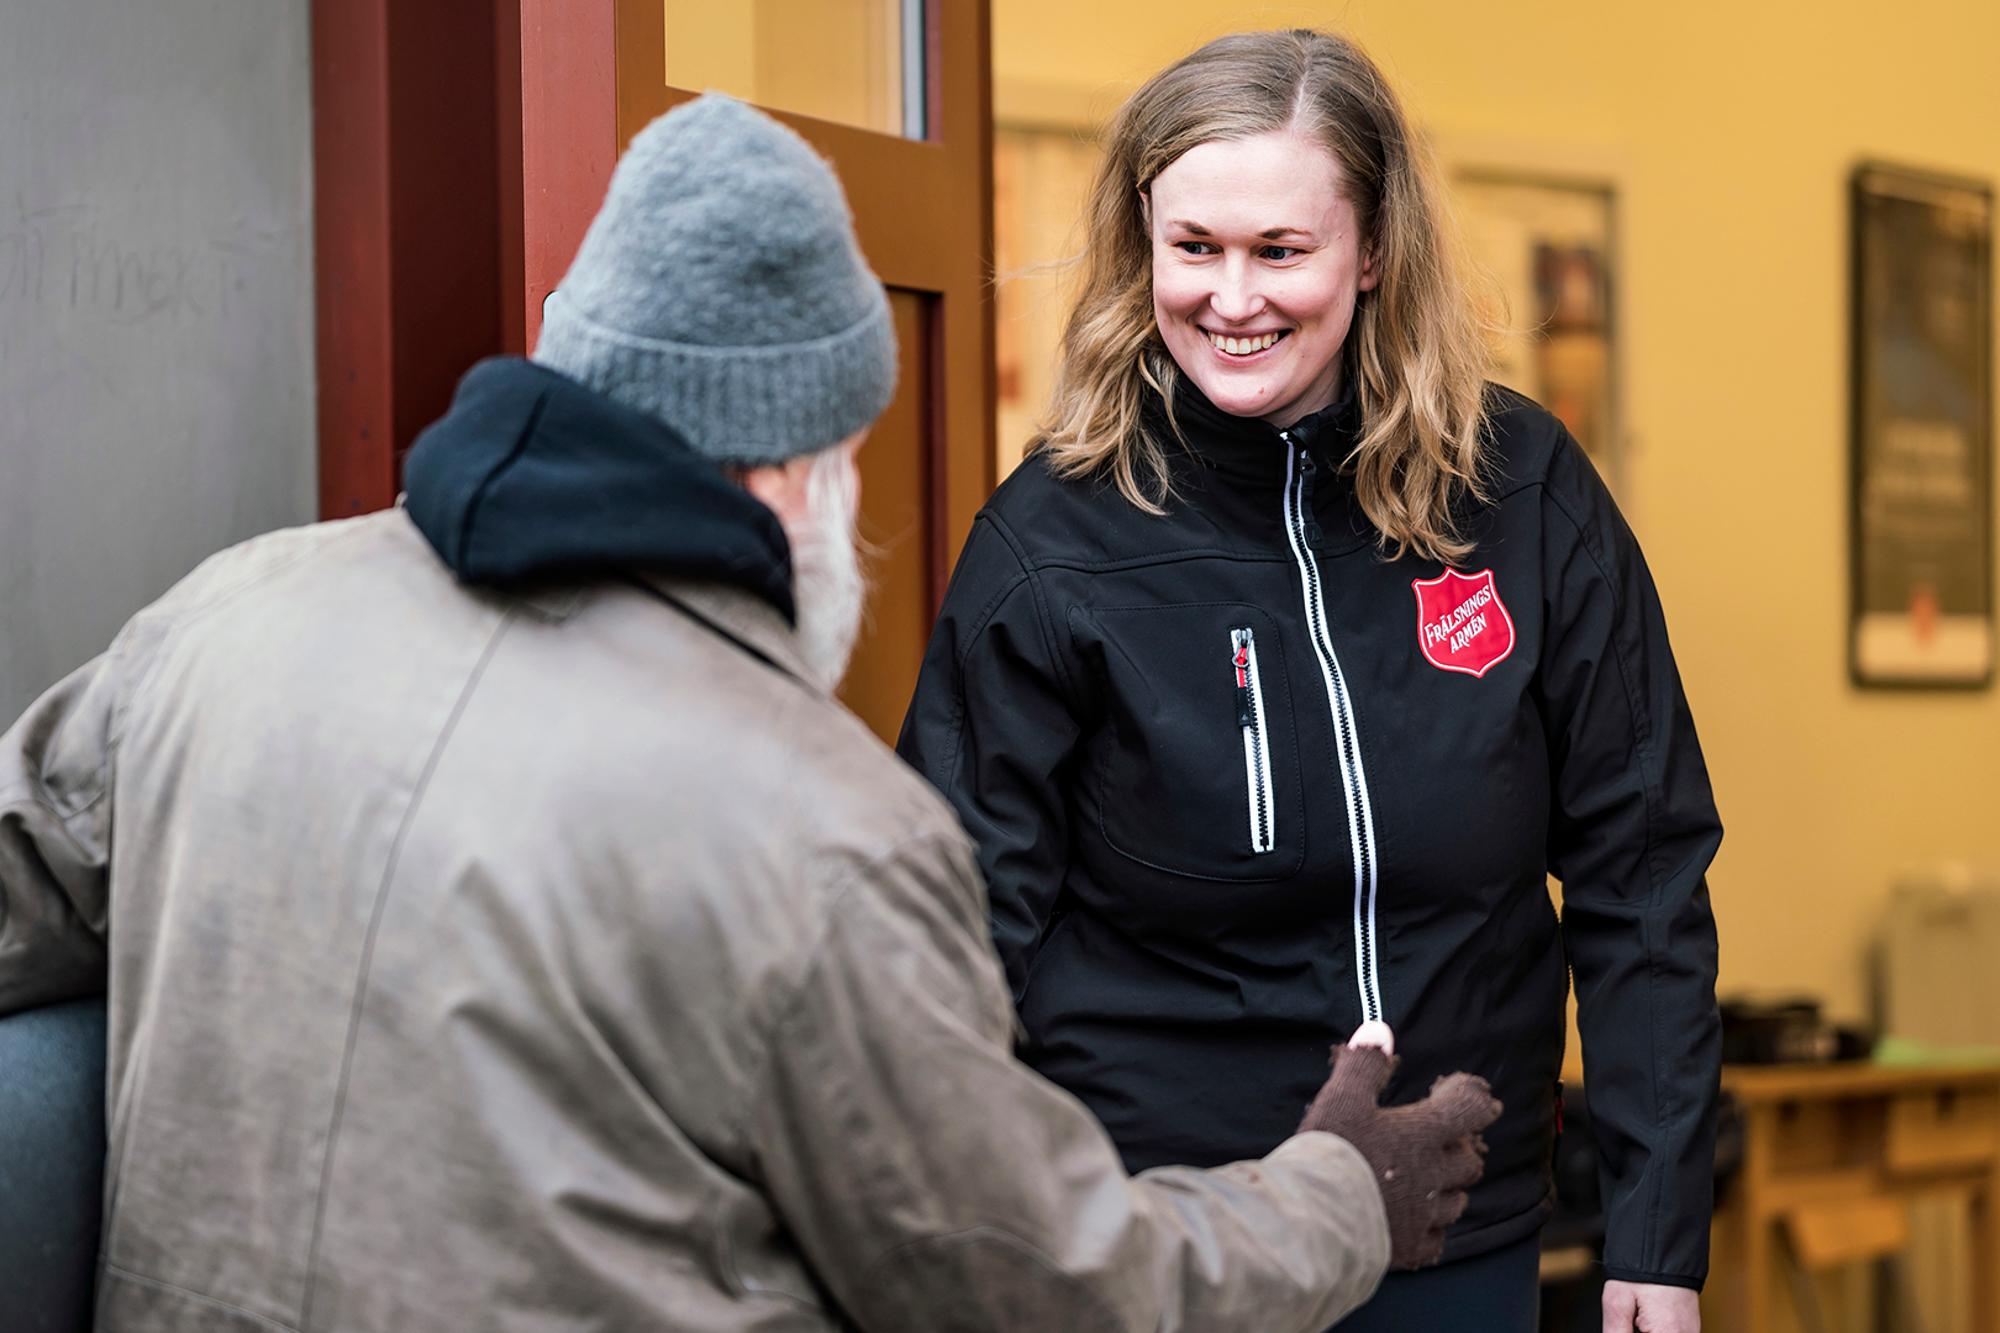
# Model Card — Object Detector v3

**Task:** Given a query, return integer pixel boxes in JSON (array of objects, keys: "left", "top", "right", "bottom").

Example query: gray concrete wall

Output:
[{"left": 0, "top": 0, "right": 316, "bottom": 720}]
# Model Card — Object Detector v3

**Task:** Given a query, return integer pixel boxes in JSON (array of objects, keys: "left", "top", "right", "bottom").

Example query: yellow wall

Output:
[{"left": 993, "top": 0, "right": 2000, "bottom": 1024}]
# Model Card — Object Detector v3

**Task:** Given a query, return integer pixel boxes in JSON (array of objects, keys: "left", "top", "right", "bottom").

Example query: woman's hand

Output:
[{"left": 1601, "top": 1279, "right": 1698, "bottom": 1332}]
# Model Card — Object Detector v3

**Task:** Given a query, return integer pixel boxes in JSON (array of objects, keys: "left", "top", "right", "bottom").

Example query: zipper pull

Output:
[
  {"left": 1296, "top": 447, "right": 1324, "bottom": 545},
  {"left": 1232, "top": 630, "right": 1254, "bottom": 728}
]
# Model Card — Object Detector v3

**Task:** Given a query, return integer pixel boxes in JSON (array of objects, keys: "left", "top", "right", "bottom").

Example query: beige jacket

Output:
[{"left": 0, "top": 510, "right": 1389, "bottom": 1331}]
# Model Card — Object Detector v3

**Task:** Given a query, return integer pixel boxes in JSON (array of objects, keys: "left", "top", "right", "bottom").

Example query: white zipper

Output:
[
  {"left": 1280, "top": 437, "right": 1385, "bottom": 1025},
  {"left": 1231, "top": 627, "right": 1277, "bottom": 854}
]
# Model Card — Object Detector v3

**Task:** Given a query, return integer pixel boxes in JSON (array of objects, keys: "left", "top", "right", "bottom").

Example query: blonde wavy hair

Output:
[{"left": 1033, "top": 29, "right": 1496, "bottom": 563}]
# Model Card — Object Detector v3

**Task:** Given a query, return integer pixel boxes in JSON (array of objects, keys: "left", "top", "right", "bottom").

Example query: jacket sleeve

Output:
[
  {"left": 897, "top": 514, "right": 1080, "bottom": 999},
  {"left": 1536, "top": 432, "right": 1723, "bottom": 1289},
  {"left": 0, "top": 639, "right": 140, "bottom": 1015},
  {"left": 750, "top": 828, "right": 1390, "bottom": 1332}
]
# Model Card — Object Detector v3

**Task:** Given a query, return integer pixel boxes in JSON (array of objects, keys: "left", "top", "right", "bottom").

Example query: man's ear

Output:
[
  {"left": 739, "top": 453, "right": 818, "bottom": 528},
  {"left": 738, "top": 432, "right": 866, "bottom": 529}
]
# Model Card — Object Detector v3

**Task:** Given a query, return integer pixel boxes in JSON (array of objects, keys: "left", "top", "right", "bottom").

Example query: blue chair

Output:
[{"left": 0, "top": 997, "right": 107, "bottom": 1333}]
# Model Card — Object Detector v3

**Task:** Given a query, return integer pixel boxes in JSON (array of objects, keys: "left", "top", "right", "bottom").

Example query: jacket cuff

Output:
[{"left": 1601, "top": 1266, "right": 1704, "bottom": 1292}]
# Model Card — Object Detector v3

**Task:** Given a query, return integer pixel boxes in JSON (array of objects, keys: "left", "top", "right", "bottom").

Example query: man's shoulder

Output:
[
  {"left": 137, "top": 509, "right": 433, "bottom": 630},
  {"left": 774, "top": 700, "right": 978, "bottom": 879},
  {"left": 624, "top": 685, "right": 989, "bottom": 1013},
  {"left": 593, "top": 632, "right": 976, "bottom": 901}
]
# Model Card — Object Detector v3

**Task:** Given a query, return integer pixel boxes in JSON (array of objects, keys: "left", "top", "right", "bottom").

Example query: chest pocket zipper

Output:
[{"left": 1231, "top": 627, "right": 1277, "bottom": 854}]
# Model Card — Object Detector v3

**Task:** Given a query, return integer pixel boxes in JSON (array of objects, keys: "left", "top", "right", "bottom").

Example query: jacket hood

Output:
[{"left": 403, "top": 358, "right": 795, "bottom": 622}]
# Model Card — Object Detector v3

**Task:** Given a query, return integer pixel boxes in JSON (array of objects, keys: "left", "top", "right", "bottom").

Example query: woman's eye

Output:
[
  {"left": 1174, "top": 240, "right": 1217, "bottom": 256},
  {"left": 1260, "top": 246, "right": 1299, "bottom": 262}
]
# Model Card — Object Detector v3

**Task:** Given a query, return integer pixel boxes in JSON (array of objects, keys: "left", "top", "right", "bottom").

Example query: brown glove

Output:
[{"left": 1295, "top": 1044, "right": 1501, "bottom": 1269}]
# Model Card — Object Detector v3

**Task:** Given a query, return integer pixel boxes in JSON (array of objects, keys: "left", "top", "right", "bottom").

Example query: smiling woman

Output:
[{"left": 899, "top": 26, "right": 1721, "bottom": 1333}]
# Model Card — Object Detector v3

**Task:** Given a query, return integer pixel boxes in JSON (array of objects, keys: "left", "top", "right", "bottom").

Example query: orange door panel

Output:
[{"left": 498, "top": 0, "right": 992, "bottom": 744}]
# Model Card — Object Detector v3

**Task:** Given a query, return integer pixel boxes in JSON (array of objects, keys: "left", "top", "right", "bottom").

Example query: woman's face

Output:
[{"left": 1147, "top": 129, "right": 1377, "bottom": 429}]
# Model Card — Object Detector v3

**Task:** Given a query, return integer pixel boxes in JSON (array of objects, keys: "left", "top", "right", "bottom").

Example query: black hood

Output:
[{"left": 403, "top": 358, "right": 794, "bottom": 623}]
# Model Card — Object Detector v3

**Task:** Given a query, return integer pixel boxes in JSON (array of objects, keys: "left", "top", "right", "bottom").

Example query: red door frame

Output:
[
  {"left": 311, "top": 0, "right": 588, "bottom": 519},
  {"left": 310, "top": 0, "right": 397, "bottom": 519},
  {"left": 497, "top": 0, "right": 619, "bottom": 356}
]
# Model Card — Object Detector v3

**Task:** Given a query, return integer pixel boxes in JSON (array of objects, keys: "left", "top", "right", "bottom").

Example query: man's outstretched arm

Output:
[{"left": 746, "top": 830, "right": 1392, "bottom": 1333}]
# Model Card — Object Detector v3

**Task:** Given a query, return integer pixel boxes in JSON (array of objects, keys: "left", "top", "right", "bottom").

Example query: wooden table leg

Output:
[
  {"left": 1742, "top": 1106, "right": 1776, "bottom": 1333},
  {"left": 1974, "top": 1168, "right": 2000, "bottom": 1333}
]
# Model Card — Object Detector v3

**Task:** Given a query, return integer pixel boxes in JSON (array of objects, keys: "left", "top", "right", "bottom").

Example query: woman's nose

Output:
[{"left": 1207, "top": 260, "right": 1265, "bottom": 324}]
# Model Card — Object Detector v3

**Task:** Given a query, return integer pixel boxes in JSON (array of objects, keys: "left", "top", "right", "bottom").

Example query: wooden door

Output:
[{"left": 499, "top": 0, "right": 994, "bottom": 743}]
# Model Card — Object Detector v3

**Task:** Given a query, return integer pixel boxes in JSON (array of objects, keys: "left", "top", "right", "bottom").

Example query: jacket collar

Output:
[
  {"left": 1145, "top": 370, "right": 1378, "bottom": 554},
  {"left": 1155, "top": 368, "right": 1365, "bottom": 486},
  {"left": 630, "top": 573, "right": 825, "bottom": 695}
]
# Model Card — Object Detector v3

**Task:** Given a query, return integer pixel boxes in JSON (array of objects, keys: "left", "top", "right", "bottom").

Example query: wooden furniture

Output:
[{"left": 1707, "top": 1063, "right": 2000, "bottom": 1333}]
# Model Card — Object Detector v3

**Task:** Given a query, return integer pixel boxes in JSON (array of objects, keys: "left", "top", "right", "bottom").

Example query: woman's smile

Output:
[{"left": 1200, "top": 326, "right": 1292, "bottom": 360}]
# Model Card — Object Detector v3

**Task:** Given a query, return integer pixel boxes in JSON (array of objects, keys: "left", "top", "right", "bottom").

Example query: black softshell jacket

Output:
[{"left": 897, "top": 381, "right": 1723, "bottom": 1287}]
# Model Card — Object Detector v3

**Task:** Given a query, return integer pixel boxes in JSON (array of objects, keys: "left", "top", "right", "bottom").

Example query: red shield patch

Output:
[{"left": 1412, "top": 568, "right": 1515, "bottom": 678}]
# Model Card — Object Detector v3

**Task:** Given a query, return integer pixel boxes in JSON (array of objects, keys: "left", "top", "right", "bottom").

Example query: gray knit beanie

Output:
[{"left": 533, "top": 94, "right": 896, "bottom": 465}]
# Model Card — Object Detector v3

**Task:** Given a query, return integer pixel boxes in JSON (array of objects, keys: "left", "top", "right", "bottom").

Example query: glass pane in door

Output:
[{"left": 661, "top": 0, "right": 926, "bottom": 139}]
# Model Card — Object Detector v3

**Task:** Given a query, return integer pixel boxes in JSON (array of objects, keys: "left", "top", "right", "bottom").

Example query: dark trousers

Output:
[
  {"left": 1330, "top": 1233, "right": 1542, "bottom": 1332},
  {"left": 0, "top": 998, "right": 108, "bottom": 1333}
]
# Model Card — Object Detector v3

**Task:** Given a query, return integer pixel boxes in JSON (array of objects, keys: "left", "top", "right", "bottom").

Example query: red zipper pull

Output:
[{"left": 1232, "top": 633, "right": 1253, "bottom": 728}]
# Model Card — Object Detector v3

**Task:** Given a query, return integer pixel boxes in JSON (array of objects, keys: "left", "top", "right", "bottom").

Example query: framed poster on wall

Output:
[
  {"left": 1850, "top": 163, "right": 1994, "bottom": 688},
  {"left": 1453, "top": 170, "right": 1620, "bottom": 489}
]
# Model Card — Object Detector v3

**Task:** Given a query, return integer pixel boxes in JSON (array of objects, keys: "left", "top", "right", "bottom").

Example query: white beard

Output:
[{"left": 783, "top": 445, "right": 868, "bottom": 693}]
